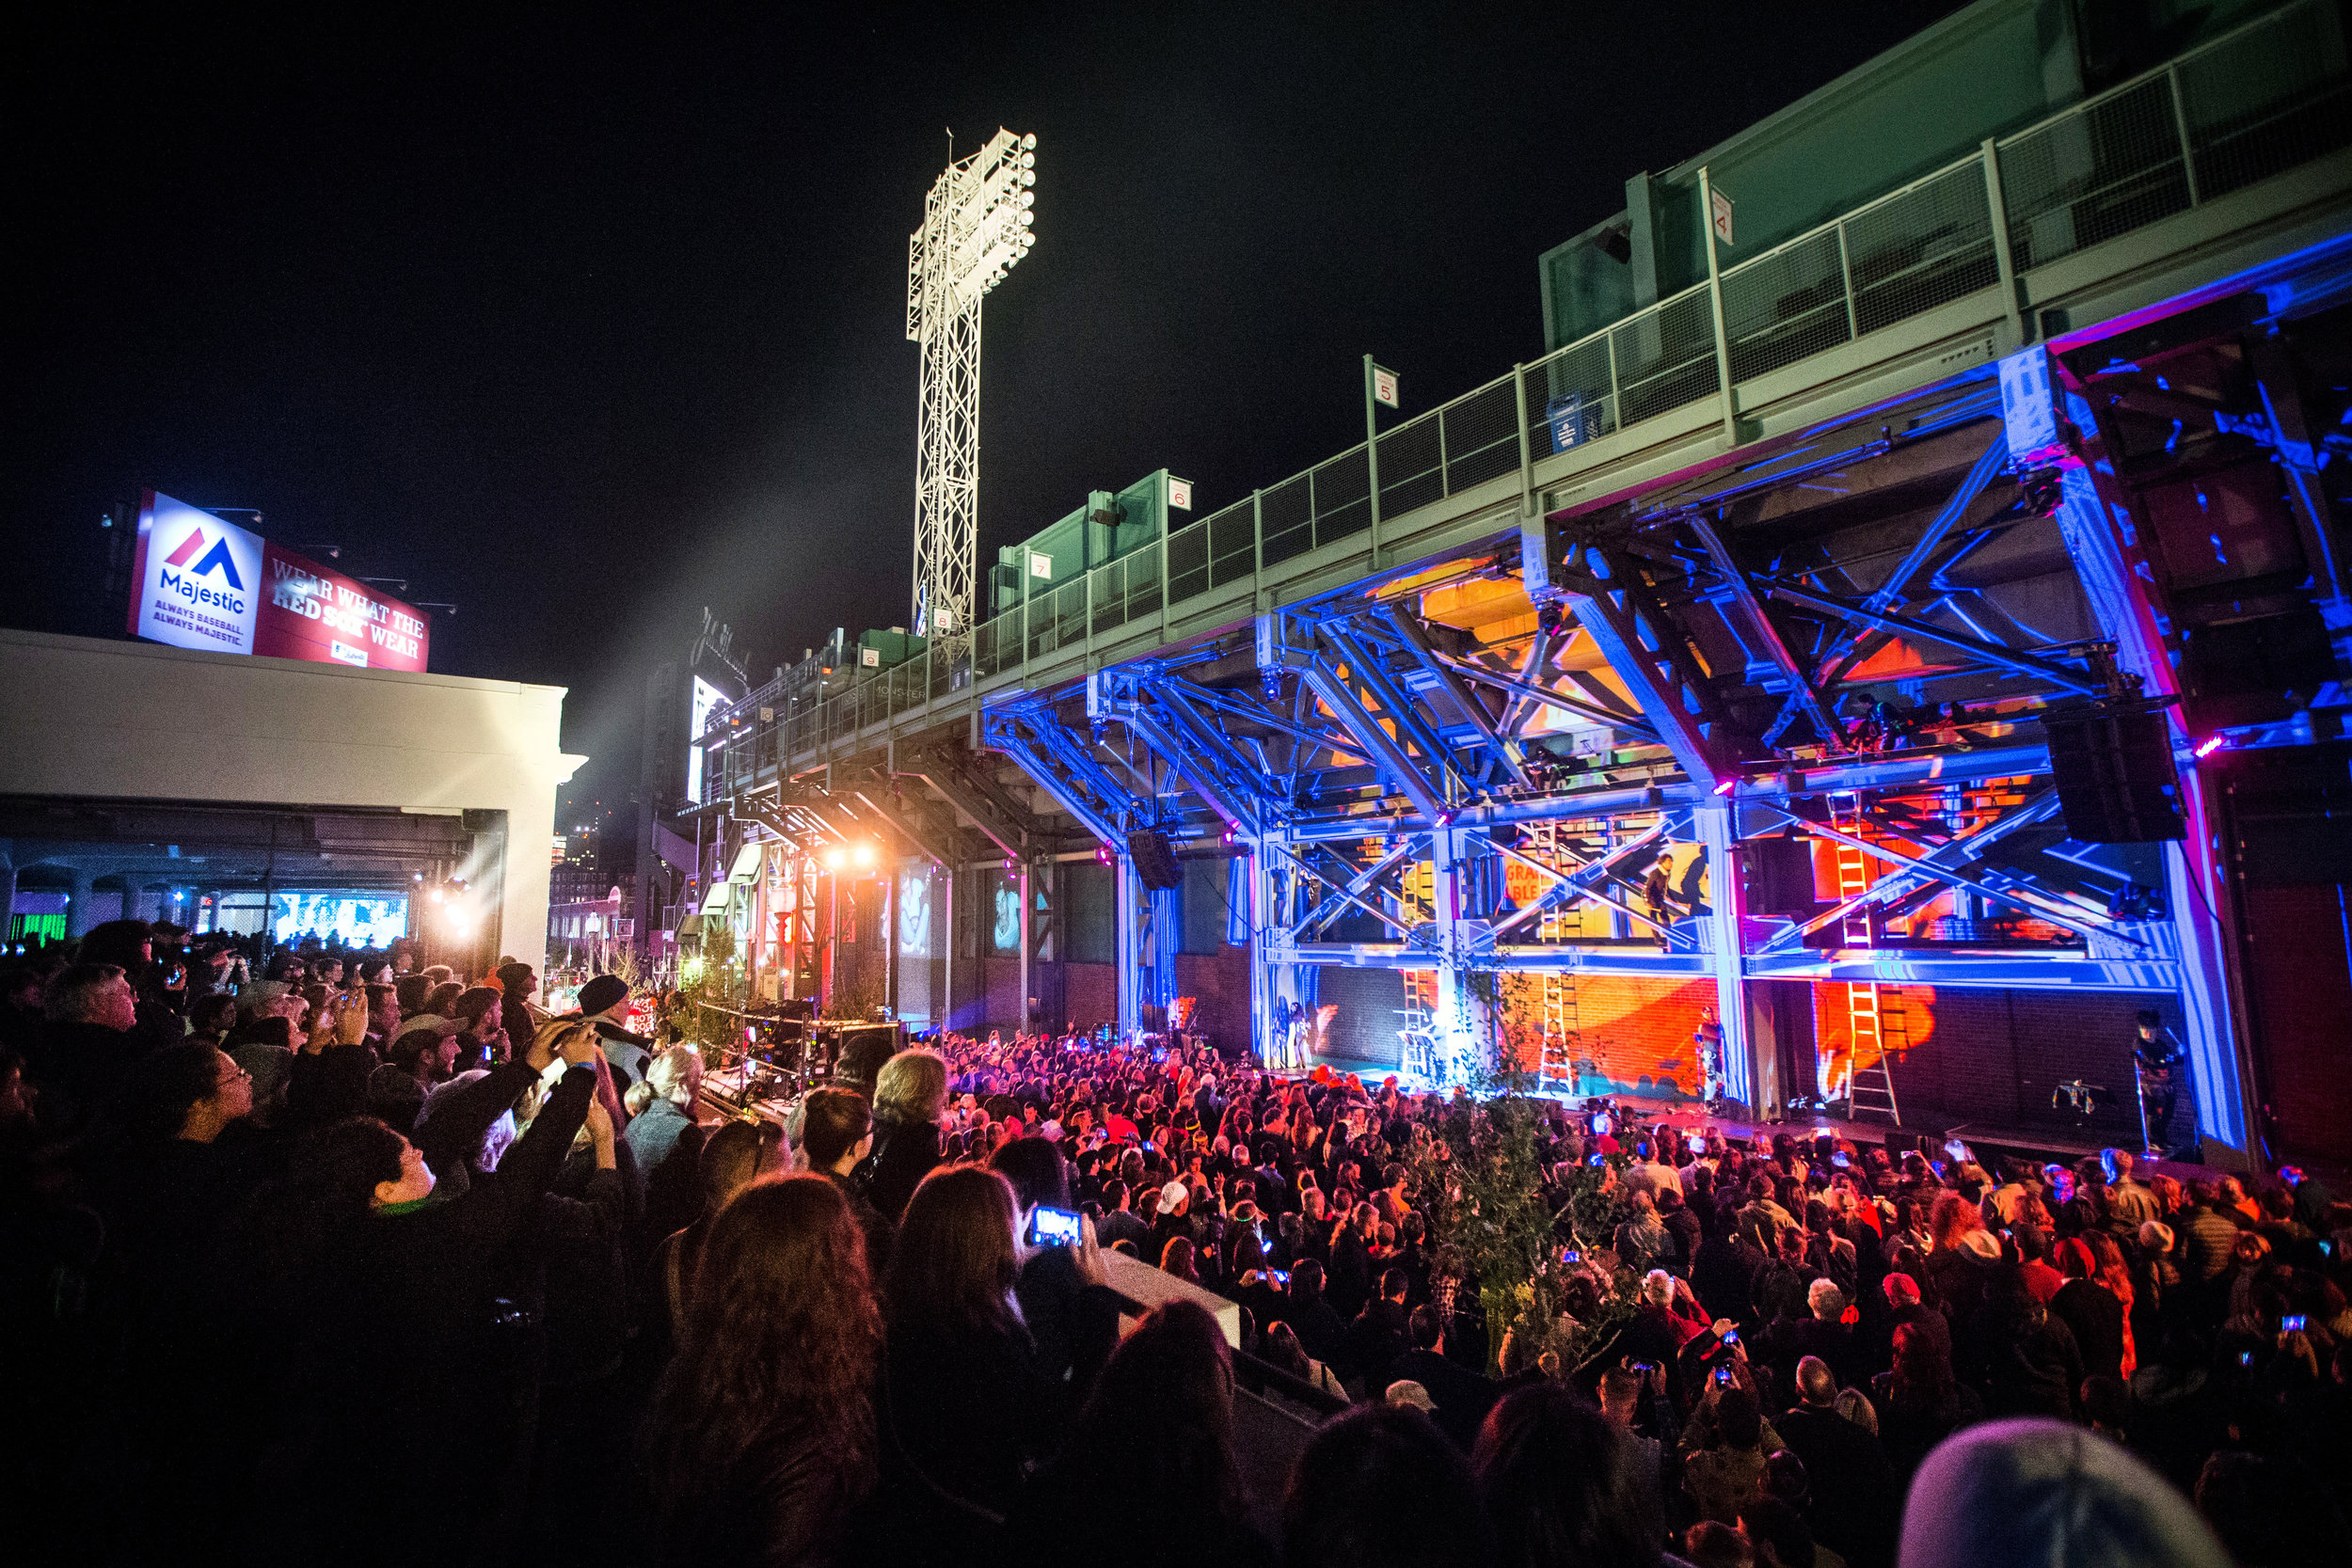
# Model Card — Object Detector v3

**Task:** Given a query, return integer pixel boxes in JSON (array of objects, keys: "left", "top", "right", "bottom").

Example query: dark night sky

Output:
[{"left": 8, "top": 2, "right": 1963, "bottom": 846}]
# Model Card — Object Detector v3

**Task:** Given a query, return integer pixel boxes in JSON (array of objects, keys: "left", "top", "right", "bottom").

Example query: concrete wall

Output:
[{"left": 0, "top": 629, "right": 581, "bottom": 973}]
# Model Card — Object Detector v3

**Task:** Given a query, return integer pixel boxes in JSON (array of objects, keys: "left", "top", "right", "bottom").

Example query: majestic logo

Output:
[{"left": 163, "top": 528, "right": 246, "bottom": 590}]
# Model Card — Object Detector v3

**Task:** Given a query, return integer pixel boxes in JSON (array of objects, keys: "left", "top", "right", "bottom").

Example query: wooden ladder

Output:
[{"left": 1830, "top": 791, "right": 1901, "bottom": 1125}]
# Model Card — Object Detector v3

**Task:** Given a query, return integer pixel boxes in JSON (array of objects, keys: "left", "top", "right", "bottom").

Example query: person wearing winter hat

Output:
[
  {"left": 1899, "top": 1418, "right": 2229, "bottom": 1568},
  {"left": 571, "top": 973, "right": 652, "bottom": 1086}
]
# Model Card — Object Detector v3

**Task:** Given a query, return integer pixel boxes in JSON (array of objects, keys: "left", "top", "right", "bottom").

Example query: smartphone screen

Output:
[
  {"left": 1267, "top": 1269, "right": 1291, "bottom": 1287},
  {"left": 1714, "top": 1364, "right": 1734, "bottom": 1386},
  {"left": 1025, "top": 1206, "right": 1083, "bottom": 1248},
  {"left": 2282, "top": 1314, "right": 2308, "bottom": 1333},
  {"left": 1560, "top": 1248, "right": 1581, "bottom": 1264}
]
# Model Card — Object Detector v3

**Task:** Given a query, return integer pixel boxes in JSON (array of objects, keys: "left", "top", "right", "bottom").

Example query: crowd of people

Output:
[{"left": 1, "top": 926, "right": 2344, "bottom": 1568}]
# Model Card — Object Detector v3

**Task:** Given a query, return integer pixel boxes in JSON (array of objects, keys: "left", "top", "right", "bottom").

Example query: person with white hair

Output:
[
  {"left": 624, "top": 1044, "right": 705, "bottom": 1179},
  {"left": 1760, "top": 1275, "right": 1862, "bottom": 1392}
]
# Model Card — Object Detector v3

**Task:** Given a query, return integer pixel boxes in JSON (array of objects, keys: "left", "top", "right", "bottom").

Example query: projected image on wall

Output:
[
  {"left": 274, "top": 892, "right": 411, "bottom": 947},
  {"left": 993, "top": 884, "right": 1022, "bottom": 954},
  {"left": 898, "top": 868, "right": 930, "bottom": 955}
]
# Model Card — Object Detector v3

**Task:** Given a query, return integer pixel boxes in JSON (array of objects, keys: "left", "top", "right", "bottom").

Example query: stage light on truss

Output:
[
  {"left": 1713, "top": 778, "right": 1738, "bottom": 796},
  {"left": 821, "top": 846, "right": 847, "bottom": 872},
  {"left": 851, "top": 841, "right": 878, "bottom": 868},
  {"left": 2193, "top": 736, "right": 2225, "bottom": 758}
]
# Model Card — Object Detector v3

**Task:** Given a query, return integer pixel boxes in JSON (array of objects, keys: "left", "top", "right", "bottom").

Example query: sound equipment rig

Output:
[{"left": 695, "top": 999, "right": 906, "bottom": 1118}]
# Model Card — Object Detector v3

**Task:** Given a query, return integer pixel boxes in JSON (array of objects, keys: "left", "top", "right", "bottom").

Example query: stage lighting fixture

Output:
[
  {"left": 821, "top": 847, "right": 847, "bottom": 872},
  {"left": 852, "top": 842, "right": 877, "bottom": 868},
  {"left": 2193, "top": 736, "right": 2224, "bottom": 758}
]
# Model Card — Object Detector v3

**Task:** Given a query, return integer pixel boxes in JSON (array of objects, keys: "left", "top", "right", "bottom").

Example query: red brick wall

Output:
[
  {"left": 1174, "top": 947, "right": 1252, "bottom": 1054},
  {"left": 1496, "top": 974, "right": 1711, "bottom": 1099},
  {"left": 2243, "top": 884, "right": 2352, "bottom": 1166},
  {"left": 1064, "top": 962, "right": 1117, "bottom": 1033},
  {"left": 1812, "top": 986, "right": 2149, "bottom": 1141}
]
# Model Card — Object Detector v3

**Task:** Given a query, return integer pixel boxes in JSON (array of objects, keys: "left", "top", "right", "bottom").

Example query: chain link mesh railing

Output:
[
  {"left": 1845, "top": 158, "right": 1998, "bottom": 333},
  {"left": 1612, "top": 286, "right": 1722, "bottom": 428},
  {"left": 2000, "top": 74, "right": 2188, "bottom": 271},
  {"left": 1375, "top": 411, "right": 1445, "bottom": 519},
  {"left": 1310, "top": 447, "right": 1371, "bottom": 548},
  {"left": 764, "top": 2, "right": 2346, "bottom": 765},
  {"left": 1722, "top": 224, "right": 1852, "bottom": 382},
  {"left": 2181, "top": 1, "right": 2352, "bottom": 200}
]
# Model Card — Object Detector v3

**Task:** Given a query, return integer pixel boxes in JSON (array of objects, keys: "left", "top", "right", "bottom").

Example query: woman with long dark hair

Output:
[
  {"left": 2050, "top": 1234, "right": 2136, "bottom": 1381},
  {"left": 1871, "top": 1320, "right": 1983, "bottom": 1485},
  {"left": 1009, "top": 1301, "right": 1273, "bottom": 1567},
  {"left": 876, "top": 1164, "right": 1069, "bottom": 1546},
  {"left": 642, "top": 1176, "right": 882, "bottom": 1567}
]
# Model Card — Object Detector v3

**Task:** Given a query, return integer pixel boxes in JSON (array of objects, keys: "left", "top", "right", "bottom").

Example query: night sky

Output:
[{"left": 10, "top": 2, "right": 1963, "bottom": 851}]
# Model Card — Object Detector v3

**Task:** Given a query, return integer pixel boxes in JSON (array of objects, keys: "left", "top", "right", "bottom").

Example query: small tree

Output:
[{"left": 1408, "top": 1075, "right": 1640, "bottom": 1374}]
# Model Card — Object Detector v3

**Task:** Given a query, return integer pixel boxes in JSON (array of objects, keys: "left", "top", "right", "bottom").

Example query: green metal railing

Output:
[{"left": 701, "top": 1, "right": 2352, "bottom": 804}]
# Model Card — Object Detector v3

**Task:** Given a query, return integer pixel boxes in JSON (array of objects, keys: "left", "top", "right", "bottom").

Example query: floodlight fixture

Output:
[{"left": 907, "top": 127, "right": 1038, "bottom": 663}]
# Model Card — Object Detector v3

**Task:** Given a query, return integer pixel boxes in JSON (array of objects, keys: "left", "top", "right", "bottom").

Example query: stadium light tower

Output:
[{"left": 907, "top": 127, "right": 1037, "bottom": 679}]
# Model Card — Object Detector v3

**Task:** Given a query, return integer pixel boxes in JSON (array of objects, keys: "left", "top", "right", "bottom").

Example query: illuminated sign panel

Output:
[
  {"left": 272, "top": 891, "right": 410, "bottom": 946},
  {"left": 687, "top": 676, "right": 725, "bottom": 802},
  {"left": 131, "top": 493, "right": 264, "bottom": 655},
  {"left": 127, "top": 490, "right": 431, "bottom": 672}
]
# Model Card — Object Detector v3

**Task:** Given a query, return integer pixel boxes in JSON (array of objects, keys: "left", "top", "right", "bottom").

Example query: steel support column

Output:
[
  {"left": 2051, "top": 456, "right": 2256, "bottom": 1165},
  {"left": 1695, "top": 802, "right": 1756, "bottom": 1112},
  {"left": 1429, "top": 824, "right": 1479, "bottom": 1082},
  {"left": 1116, "top": 852, "right": 1141, "bottom": 1037}
]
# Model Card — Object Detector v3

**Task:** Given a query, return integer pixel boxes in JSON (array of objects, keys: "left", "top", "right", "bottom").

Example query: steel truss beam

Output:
[
  {"left": 1269, "top": 840, "right": 1424, "bottom": 942},
  {"left": 1283, "top": 838, "right": 1421, "bottom": 942},
  {"left": 1810, "top": 434, "right": 2013, "bottom": 684},
  {"left": 1684, "top": 509, "right": 1842, "bottom": 750},
  {"left": 1757, "top": 799, "right": 2138, "bottom": 950},
  {"left": 1759, "top": 789, "right": 2062, "bottom": 954},
  {"left": 1762, "top": 581, "right": 2101, "bottom": 694},
  {"left": 903, "top": 744, "right": 1039, "bottom": 861},
  {"left": 1315, "top": 623, "right": 1460, "bottom": 791},
  {"left": 1480, "top": 816, "right": 1677, "bottom": 944},
  {"left": 980, "top": 706, "right": 1137, "bottom": 846},
  {"left": 1555, "top": 538, "right": 1744, "bottom": 784},
  {"left": 1376, "top": 603, "right": 1529, "bottom": 785}
]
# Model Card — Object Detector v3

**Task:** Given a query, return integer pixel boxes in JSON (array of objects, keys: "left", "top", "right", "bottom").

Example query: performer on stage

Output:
[{"left": 2132, "top": 1008, "right": 2185, "bottom": 1155}]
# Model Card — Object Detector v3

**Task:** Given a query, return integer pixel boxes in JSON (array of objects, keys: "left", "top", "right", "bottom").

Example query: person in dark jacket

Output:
[
  {"left": 1692, "top": 1209, "right": 1771, "bottom": 1334},
  {"left": 1341, "top": 1267, "right": 1413, "bottom": 1393},
  {"left": 1778, "top": 1356, "right": 1899, "bottom": 1568},
  {"left": 1967, "top": 1275, "right": 2083, "bottom": 1421},
  {"left": 1387, "top": 1305, "right": 1499, "bottom": 1449},
  {"left": 272, "top": 1022, "right": 606, "bottom": 1565},
  {"left": 640, "top": 1176, "right": 884, "bottom": 1568},
  {"left": 875, "top": 1165, "right": 1095, "bottom": 1557},
  {"left": 31, "top": 963, "right": 152, "bottom": 1133},
  {"left": 2047, "top": 1235, "right": 2132, "bottom": 1383},
  {"left": 1006, "top": 1301, "right": 1274, "bottom": 1568},
  {"left": 802, "top": 1085, "right": 893, "bottom": 1274},
  {"left": 494, "top": 959, "right": 539, "bottom": 1060},
  {"left": 860, "top": 1047, "right": 947, "bottom": 1224}
]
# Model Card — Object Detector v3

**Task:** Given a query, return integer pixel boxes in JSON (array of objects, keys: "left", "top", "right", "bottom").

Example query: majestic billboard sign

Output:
[{"left": 128, "top": 490, "right": 431, "bottom": 672}]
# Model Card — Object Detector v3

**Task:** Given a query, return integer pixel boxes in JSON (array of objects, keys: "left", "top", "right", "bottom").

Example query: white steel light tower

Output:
[{"left": 907, "top": 127, "right": 1037, "bottom": 674}]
